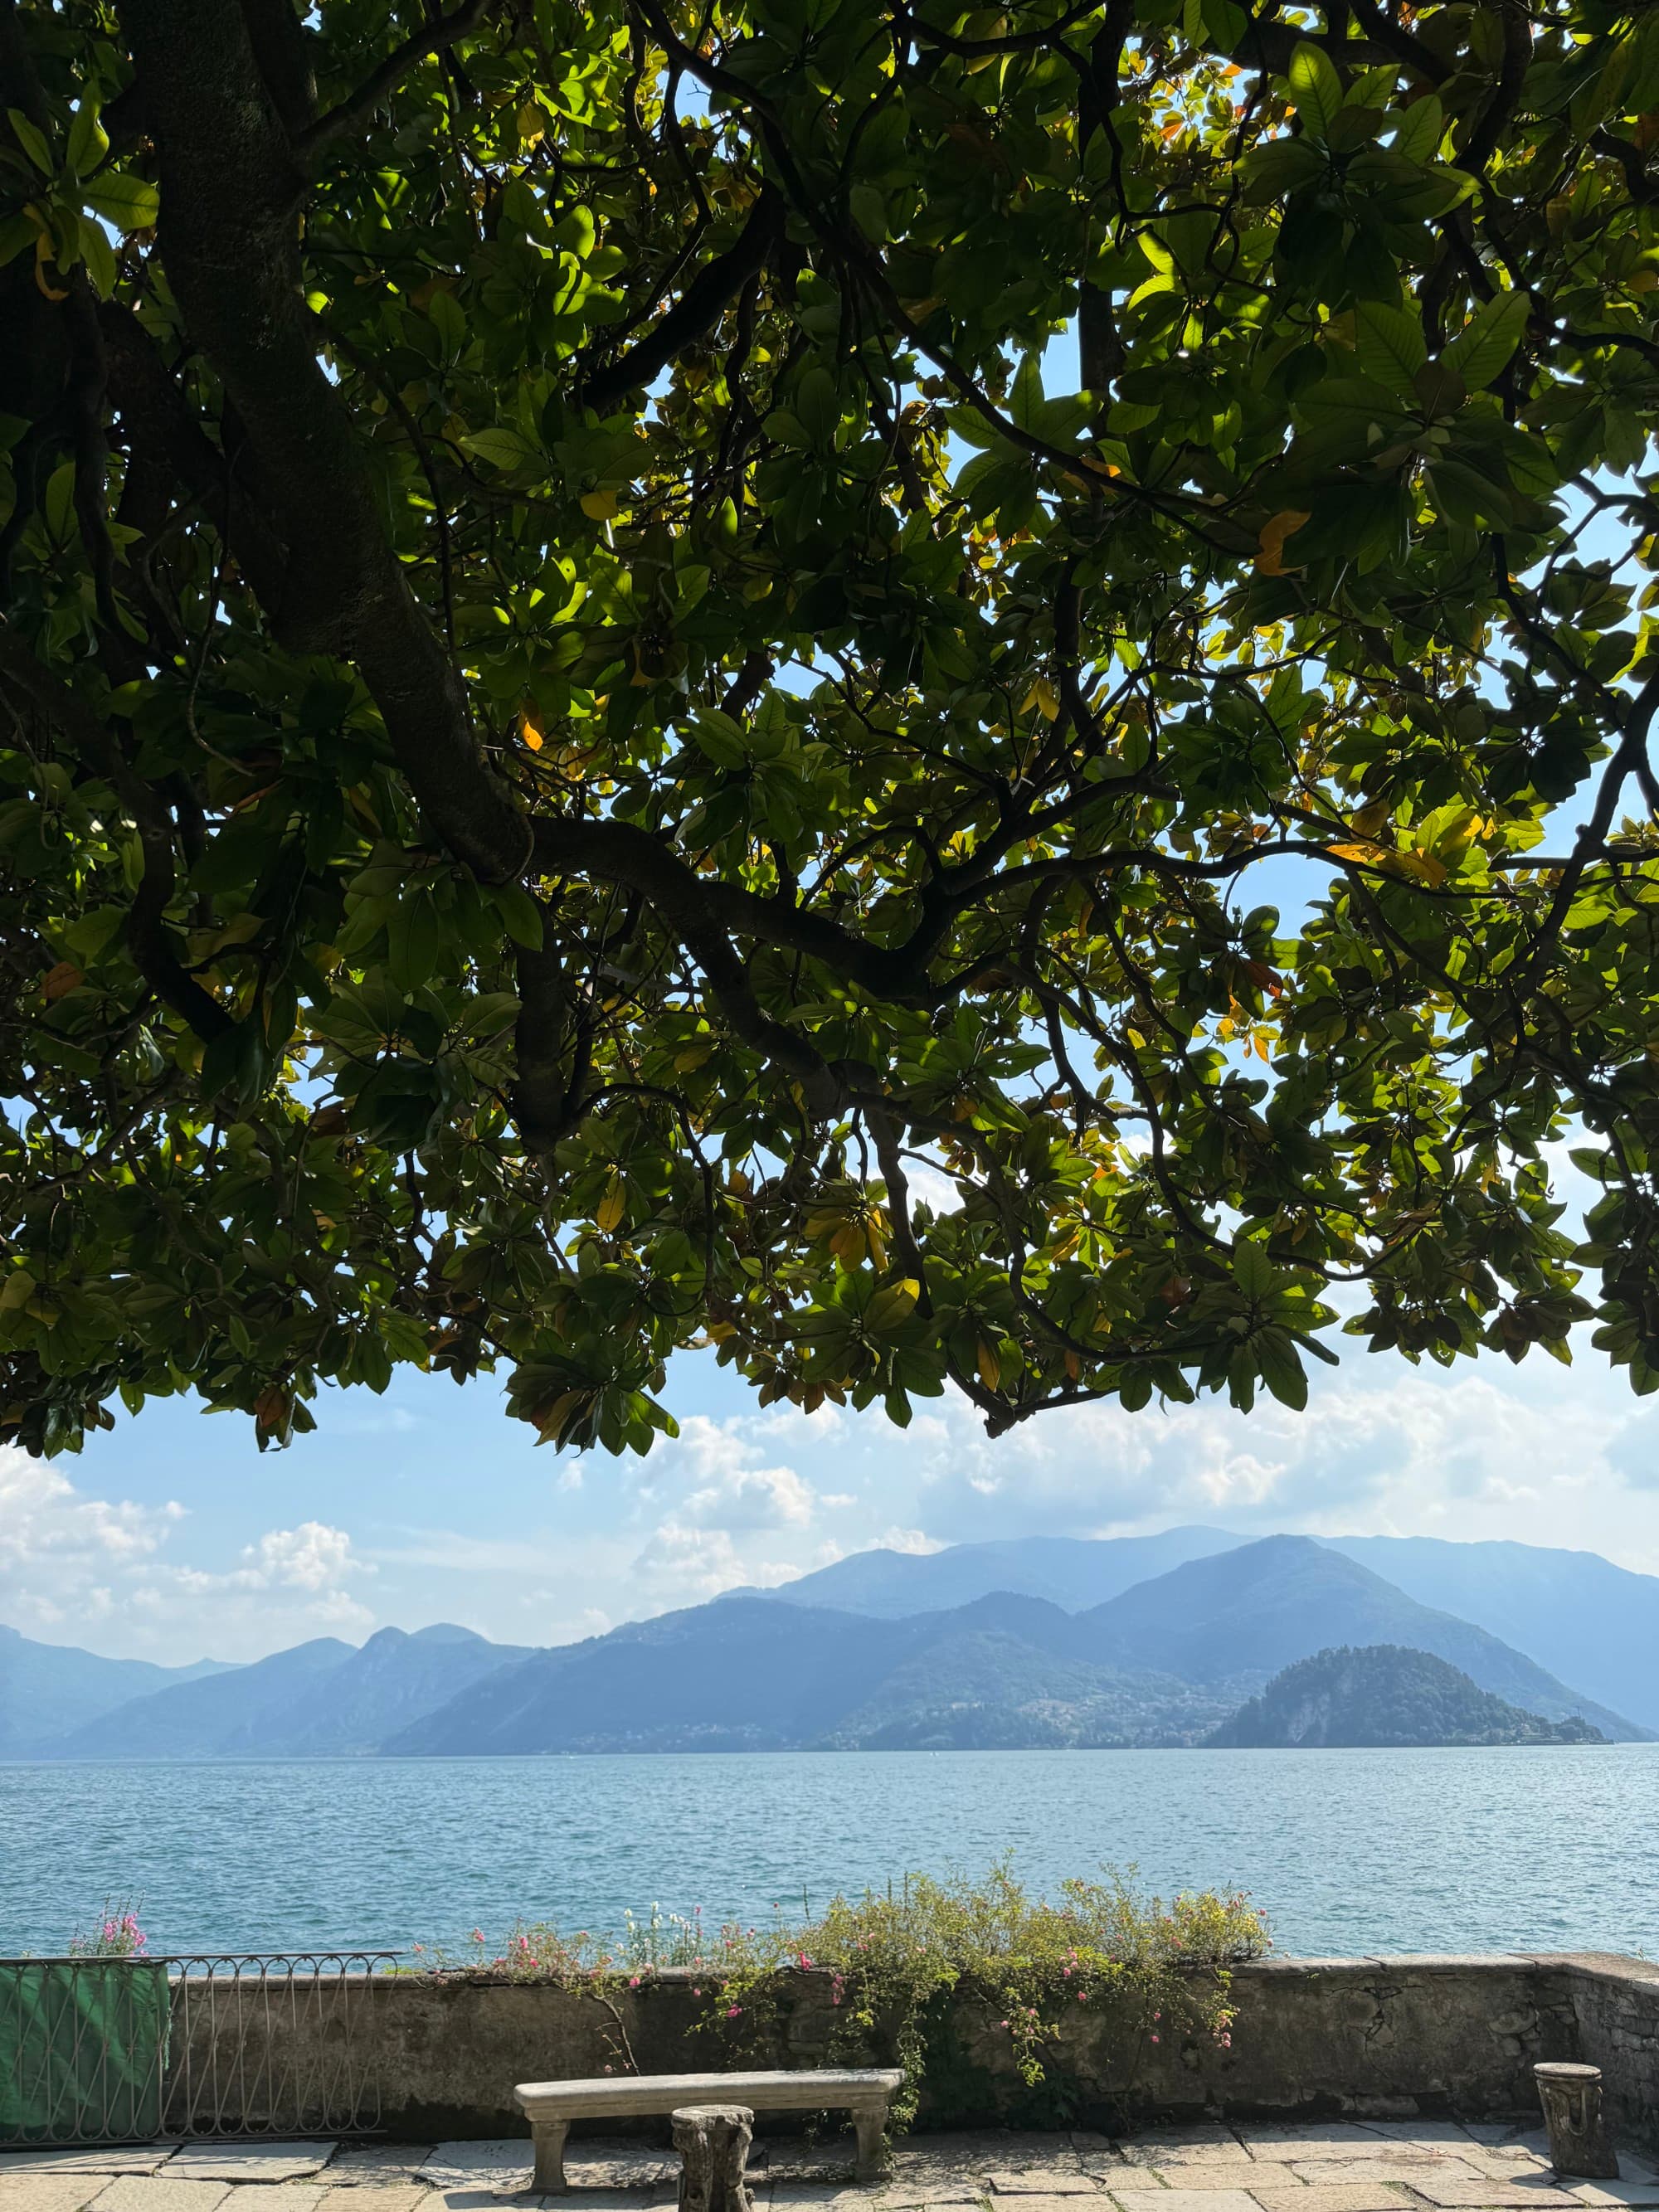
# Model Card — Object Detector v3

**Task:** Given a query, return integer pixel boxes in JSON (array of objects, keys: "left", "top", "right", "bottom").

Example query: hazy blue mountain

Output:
[
  {"left": 1071, "top": 1537, "right": 1647, "bottom": 1740},
  {"left": 386, "top": 1598, "right": 925, "bottom": 1754},
  {"left": 41, "top": 1636, "right": 355, "bottom": 1758},
  {"left": 387, "top": 1592, "right": 1239, "bottom": 1756},
  {"left": 36, "top": 1624, "right": 538, "bottom": 1758},
  {"left": 0, "top": 1625, "right": 234, "bottom": 1757},
  {"left": 1321, "top": 1535, "right": 1659, "bottom": 1732},
  {"left": 1206, "top": 1644, "right": 1608, "bottom": 1748},
  {"left": 742, "top": 1528, "right": 1240, "bottom": 1617}
]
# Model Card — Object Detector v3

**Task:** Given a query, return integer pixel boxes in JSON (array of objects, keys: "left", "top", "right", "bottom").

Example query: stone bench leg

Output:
[
  {"left": 852, "top": 2103, "right": 890, "bottom": 2184},
  {"left": 532, "top": 2118, "right": 571, "bottom": 2194}
]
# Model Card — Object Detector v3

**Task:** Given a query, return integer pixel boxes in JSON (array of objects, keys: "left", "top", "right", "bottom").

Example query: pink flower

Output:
[
  {"left": 1220, "top": 2034, "right": 1232, "bottom": 2048},
  {"left": 726, "top": 2005, "right": 742, "bottom": 2019},
  {"left": 1151, "top": 2035, "right": 1160, "bottom": 2044},
  {"left": 472, "top": 1929, "right": 485, "bottom": 1944}
]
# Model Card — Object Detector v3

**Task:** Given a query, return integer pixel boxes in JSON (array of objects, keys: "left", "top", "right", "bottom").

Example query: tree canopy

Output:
[{"left": 3, "top": 0, "right": 1659, "bottom": 1461}]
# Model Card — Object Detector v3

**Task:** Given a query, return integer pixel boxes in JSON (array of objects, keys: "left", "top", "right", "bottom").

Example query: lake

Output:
[{"left": 2, "top": 1744, "right": 1654, "bottom": 1959}]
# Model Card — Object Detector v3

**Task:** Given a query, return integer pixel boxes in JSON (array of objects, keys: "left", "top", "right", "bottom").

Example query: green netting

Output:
[{"left": 0, "top": 1961, "right": 172, "bottom": 2144}]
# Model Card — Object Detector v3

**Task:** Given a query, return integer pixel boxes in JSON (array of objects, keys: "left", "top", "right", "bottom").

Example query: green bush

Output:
[{"left": 426, "top": 1862, "right": 1267, "bottom": 2126}]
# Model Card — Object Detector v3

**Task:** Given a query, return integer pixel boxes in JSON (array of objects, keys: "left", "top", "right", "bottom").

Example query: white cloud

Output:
[
  {"left": 0, "top": 1447, "right": 180, "bottom": 1572},
  {"left": 630, "top": 1412, "right": 822, "bottom": 1530},
  {"left": 0, "top": 1448, "right": 378, "bottom": 1660},
  {"left": 242, "top": 1521, "right": 362, "bottom": 1591}
]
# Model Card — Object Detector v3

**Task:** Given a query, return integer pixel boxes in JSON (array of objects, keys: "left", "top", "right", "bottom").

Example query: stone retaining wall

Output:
[{"left": 182, "top": 1955, "right": 1659, "bottom": 2146}]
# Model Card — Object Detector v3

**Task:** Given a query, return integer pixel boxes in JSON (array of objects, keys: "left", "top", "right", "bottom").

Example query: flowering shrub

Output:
[
  {"left": 423, "top": 1863, "right": 1266, "bottom": 2126},
  {"left": 70, "top": 1900, "right": 148, "bottom": 1957}
]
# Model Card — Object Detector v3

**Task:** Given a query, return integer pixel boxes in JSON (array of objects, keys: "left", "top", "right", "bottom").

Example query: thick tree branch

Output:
[
  {"left": 121, "top": 0, "right": 529, "bottom": 885},
  {"left": 293, "top": 0, "right": 494, "bottom": 163}
]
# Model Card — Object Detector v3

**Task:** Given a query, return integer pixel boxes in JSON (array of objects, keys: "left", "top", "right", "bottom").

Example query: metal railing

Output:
[{"left": 1, "top": 1951, "right": 399, "bottom": 2147}]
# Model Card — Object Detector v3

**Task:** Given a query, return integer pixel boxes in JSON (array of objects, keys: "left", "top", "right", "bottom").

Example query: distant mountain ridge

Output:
[
  {"left": 32, "top": 1625, "right": 535, "bottom": 1761},
  {"left": 0, "top": 1624, "right": 232, "bottom": 1757},
  {"left": 386, "top": 1536, "right": 1645, "bottom": 1753},
  {"left": 744, "top": 1526, "right": 1659, "bottom": 1731},
  {"left": 6, "top": 1530, "right": 1652, "bottom": 1757},
  {"left": 1207, "top": 1644, "right": 1608, "bottom": 1748}
]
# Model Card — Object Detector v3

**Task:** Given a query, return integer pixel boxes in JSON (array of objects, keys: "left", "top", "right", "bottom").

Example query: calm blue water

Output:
[{"left": 1, "top": 1745, "right": 1654, "bottom": 1960}]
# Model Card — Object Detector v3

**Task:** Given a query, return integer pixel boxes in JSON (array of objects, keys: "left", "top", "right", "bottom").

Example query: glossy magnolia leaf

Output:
[
  {"left": 1286, "top": 44, "right": 1345, "bottom": 138},
  {"left": 0, "top": 0, "right": 1652, "bottom": 1465},
  {"left": 79, "top": 168, "right": 158, "bottom": 231},
  {"left": 1442, "top": 289, "right": 1533, "bottom": 392}
]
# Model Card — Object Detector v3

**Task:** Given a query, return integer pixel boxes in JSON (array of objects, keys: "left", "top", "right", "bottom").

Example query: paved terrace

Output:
[{"left": 3, "top": 2124, "right": 1657, "bottom": 2212}]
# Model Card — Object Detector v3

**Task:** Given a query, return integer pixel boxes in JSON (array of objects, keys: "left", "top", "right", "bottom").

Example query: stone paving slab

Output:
[
  {"left": 0, "top": 2178, "right": 119, "bottom": 2212},
  {"left": 88, "top": 2179, "right": 231, "bottom": 2212},
  {"left": 766, "top": 2190, "right": 907, "bottom": 2211},
  {"left": 1090, "top": 2174, "right": 1165, "bottom": 2193},
  {"left": 1405, "top": 2182, "right": 1578, "bottom": 2209},
  {"left": 163, "top": 2151, "right": 335, "bottom": 2185},
  {"left": 993, "top": 2199, "right": 1097, "bottom": 2212},
  {"left": 209, "top": 2188, "right": 324, "bottom": 2212},
  {"left": 1565, "top": 2188, "right": 1659, "bottom": 2210},
  {"left": 425, "top": 2190, "right": 544, "bottom": 2212},
  {"left": 987, "top": 2174, "right": 1101, "bottom": 2195},
  {"left": 1241, "top": 2137, "right": 1412, "bottom": 2163},
  {"left": 1251, "top": 2188, "right": 1412, "bottom": 2212},
  {"left": 0, "top": 2157, "right": 178, "bottom": 2180},
  {"left": 1174, "top": 2171, "right": 1305, "bottom": 2193},
  {"left": 1131, "top": 2149, "right": 1254, "bottom": 2171},
  {"left": 319, "top": 2155, "right": 439, "bottom": 2189},
  {"left": 978, "top": 2148, "right": 1080, "bottom": 2177},
  {"left": 1109, "top": 2191, "right": 1261, "bottom": 2212},
  {"left": 878, "top": 2180, "right": 990, "bottom": 2207},
  {"left": 1115, "top": 2148, "right": 1253, "bottom": 2172},
  {"left": 417, "top": 2150, "right": 535, "bottom": 2199},
  {"left": 1288, "top": 2166, "right": 1486, "bottom": 2190},
  {"left": 1357, "top": 2133, "right": 1483, "bottom": 2151},
  {"left": 314, "top": 2191, "right": 435, "bottom": 2212}
]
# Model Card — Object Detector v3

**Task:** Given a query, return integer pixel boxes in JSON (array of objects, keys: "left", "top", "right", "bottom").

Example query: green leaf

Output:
[
  {"left": 1440, "top": 289, "right": 1530, "bottom": 392},
  {"left": 460, "top": 425, "right": 540, "bottom": 471},
  {"left": 66, "top": 102, "right": 107, "bottom": 179},
  {"left": 1287, "top": 43, "right": 1345, "bottom": 138},
  {"left": 1355, "top": 300, "right": 1428, "bottom": 396},
  {"left": 80, "top": 168, "right": 159, "bottom": 232},
  {"left": 7, "top": 107, "right": 52, "bottom": 176},
  {"left": 1389, "top": 95, "right": 1444, "bottom": 163}
]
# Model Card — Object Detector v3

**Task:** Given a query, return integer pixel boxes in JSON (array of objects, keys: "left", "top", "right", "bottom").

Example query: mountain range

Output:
[{"left": 2, "top": 1530, "right": 1652, "bottom": 1757}]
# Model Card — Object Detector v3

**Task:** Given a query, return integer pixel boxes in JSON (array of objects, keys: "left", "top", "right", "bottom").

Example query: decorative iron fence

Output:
[{"left": 1, "top": 1952, "right": 400, "bottom": 2147}]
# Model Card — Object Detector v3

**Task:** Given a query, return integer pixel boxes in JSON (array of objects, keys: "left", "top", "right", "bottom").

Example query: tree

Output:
[{"left": 1, "top": 0, "right": 1656, "bottom": 1462}]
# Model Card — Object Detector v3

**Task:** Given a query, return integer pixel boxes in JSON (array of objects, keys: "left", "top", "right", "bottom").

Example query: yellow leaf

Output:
[
  {"left": 580, "top": 489, "right": 619, "bottom": 520},
  {"left": 596, "top": 1171, "right": 625, "bottom": 1232},
  {"left": 520, "top": 710, "right": 545, "bottom": 751},
  {"left": 1392, "top": 848, "right": 1448, "bottom": 887},
  {"left": 517, "top": 100, "right": 546, "bottom": 146},
  {"left": 533, "top": 1388, "right": 586, "bottom": 1443},
  {"left": 34, "top": 233, "right": 67, "bottom": 302},
  {"left": 975, "top": 1338, "right": 1003, "bottom": 1391},
  {"left": 1255, "top": 508, "right": 1311, "bottom": 576},
  {"left": 1348, "top": 796, "right": 1391, "bottom": 838}
]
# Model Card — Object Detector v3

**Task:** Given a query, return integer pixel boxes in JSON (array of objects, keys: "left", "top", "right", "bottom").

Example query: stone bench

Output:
[{"left": 514, "top": 2067, "right": 906, "bottom": 2193}]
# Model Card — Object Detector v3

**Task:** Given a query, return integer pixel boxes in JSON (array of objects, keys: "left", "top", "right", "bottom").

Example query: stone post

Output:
[
  {"left": 1535, "top": 2061, "right": 1621, "bottom": 2179},
  {"left": 672, "top": 2103, "right": 756, "bottom": 2212}
]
